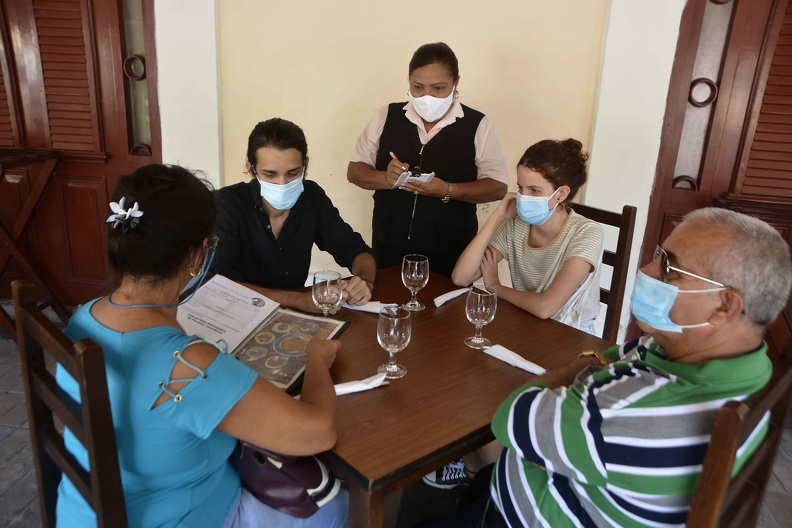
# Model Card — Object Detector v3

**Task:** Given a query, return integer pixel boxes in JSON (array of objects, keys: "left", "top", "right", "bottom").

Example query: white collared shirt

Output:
[{"left": 350, "top": 100, "right": 509, "bottom": 184}]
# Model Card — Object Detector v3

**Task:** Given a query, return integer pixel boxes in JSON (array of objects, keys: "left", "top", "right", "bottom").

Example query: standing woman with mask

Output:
[
  {"left": 212, "top": 118, "right": 377, "bottom": 312},
  {"left": 452, "top": 139, "right": 604, "bottom": 335},
  {"left": 347, "top": 42, "right": 508, "bottom": 277}
]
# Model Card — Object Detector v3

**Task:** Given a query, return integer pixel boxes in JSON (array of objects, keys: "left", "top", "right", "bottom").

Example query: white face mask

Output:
[{"left": 409, "top": 84, "right": 456, "bottom": 123}]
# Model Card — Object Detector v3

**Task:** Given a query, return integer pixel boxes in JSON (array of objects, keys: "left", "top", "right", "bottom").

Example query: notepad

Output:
[{"left": 391, "top": 171, "right": 436, "bottom": 189}]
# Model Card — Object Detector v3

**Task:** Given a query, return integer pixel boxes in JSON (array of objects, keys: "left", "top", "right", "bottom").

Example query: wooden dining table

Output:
[{"left": 323, "top": 266, "right": 613, "bottom": 527}]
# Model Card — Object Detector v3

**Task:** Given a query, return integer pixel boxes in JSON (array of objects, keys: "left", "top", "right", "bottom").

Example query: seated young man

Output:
[
  {"left": 211, "top": 118, "right": 376, "bottom": 313},
  {"left": 427, "top": 207, "right": 792, "bottom": 527}
]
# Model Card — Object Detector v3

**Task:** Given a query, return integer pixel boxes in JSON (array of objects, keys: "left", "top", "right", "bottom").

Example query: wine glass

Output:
[
  {"left": 401, "top": 254, "right": 429, "bottom": 311},
  {"left": 377, "top": 307, "right": 411, "bottom": 379},
  {"left": 464, "top": 286, "right": 497, "bottom": 349},
  {"left": 312, "top": 270, "right": 343, "bottom": 316}
]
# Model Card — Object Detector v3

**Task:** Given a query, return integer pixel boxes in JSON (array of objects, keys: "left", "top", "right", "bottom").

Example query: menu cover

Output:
[{"left": 177, "top": 274, "right": 347, "bottom": 392}]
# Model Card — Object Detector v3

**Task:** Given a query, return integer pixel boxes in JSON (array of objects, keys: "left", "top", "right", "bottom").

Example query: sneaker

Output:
[{"left": 422, "top": 459, "right": 473, "bottom": 489}]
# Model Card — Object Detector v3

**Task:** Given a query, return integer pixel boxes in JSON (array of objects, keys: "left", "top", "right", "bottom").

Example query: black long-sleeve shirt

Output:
[{"left": 210, "top": 179, "right": 373, "bottom": 289}]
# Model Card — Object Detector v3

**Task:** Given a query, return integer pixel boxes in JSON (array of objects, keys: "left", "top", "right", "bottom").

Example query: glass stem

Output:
[
  {"left": 475, "top": 324, "right": 483, "bottom": 341},
  {"left": 410, "top": 290, "right": 418, "bottom": 305},
  {"left": 389, "top": 352, "right": 397, "bottom": 370}
]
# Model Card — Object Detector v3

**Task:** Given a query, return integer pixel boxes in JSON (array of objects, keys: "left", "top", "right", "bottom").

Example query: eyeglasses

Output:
[
  {"left": 202, "top": 235, "right": 219, "bottom": 272},
  {"left": 177, "top": 235, "right": 220, "bottom": 306},
  {"left": 207, "top": 235, "right": 219, "bottom": 251},
  {"left": 654, "top": 246, "right": 726, "bottom": 288}
]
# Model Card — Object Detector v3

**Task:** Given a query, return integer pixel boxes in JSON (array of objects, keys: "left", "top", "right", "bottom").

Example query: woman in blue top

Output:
[{"left": 56, "top": 164, "right": 347, "bottom": 527}]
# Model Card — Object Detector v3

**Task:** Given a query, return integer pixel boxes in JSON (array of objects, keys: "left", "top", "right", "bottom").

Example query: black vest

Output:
[{"left": 371, "top": 102, "right": 484, "bottom": 276}]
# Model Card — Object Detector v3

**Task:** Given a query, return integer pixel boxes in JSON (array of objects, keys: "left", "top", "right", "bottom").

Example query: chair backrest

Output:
[
  {"left": 686, "top": 337, "right": 792, "bottom": 528},
  {"left": 12, "top": 281, "right": 127, "bottom": 528},
  {"left": 569, "top": 203, "right": 637, "bottom": 342}
]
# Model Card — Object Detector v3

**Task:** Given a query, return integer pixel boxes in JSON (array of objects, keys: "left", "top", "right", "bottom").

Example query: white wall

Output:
[
  {"left": 154, "top": 0, "right": 223, "bottom": 186},
  {"left": 586, "top": 0, "right": 686, "bottom": 340}
]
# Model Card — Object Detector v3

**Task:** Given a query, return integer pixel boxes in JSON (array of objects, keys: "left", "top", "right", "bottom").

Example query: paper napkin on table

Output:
[
  {"left": 334, "top": 373, "right": 388, "bottom": 395},
  {"left": 433, "top": 287, "right": 469, "bottom": 307},
  {"left": 343, "top": 301, "right": 398, "bottom": 314},
  {"left": 484, "top": 345, "right": 547, "bottom": 375}
]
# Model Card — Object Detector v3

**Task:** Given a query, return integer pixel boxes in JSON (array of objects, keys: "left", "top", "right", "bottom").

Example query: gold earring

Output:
[{"left": 189, "top": 266, "right": 203, "bottom": 278}]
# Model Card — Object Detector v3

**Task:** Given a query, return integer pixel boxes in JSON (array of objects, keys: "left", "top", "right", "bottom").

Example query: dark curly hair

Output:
[
  {"left": 107, "top": 164, "right": 216, "bottom": 282},
  {"left": 518, "top": 138, "right": 589, "bottom": 206}
]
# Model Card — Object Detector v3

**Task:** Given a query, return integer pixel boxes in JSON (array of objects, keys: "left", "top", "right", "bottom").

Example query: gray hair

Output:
[{"left": 684, "top": 208, "right": 792, "bottom": 327}]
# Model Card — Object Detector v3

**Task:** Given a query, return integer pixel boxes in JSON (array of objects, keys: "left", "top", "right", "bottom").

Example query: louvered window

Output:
[
  {"left": 740, "top": 5, "right": 792, "bottom": 199},
  {"left": 0, "top": 73, "right": 15, "bottom": 148},
  {"left": 34, "top": 0, "right": 102, "bottom": 152}
]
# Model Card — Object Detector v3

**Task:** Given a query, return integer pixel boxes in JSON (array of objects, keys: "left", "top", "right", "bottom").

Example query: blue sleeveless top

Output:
[{"left": 56, "top": 299, "right": 258, "bottom": 527}]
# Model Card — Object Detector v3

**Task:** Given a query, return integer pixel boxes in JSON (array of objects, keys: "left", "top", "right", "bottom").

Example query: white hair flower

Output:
[{"left": 106, "top": 197, "right": 144, "bottom": 234}]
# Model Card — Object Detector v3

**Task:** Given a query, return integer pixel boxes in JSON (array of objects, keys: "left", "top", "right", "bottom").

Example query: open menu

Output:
[{"left": 176, "top": 275, "right": 348, "bottom": 392}]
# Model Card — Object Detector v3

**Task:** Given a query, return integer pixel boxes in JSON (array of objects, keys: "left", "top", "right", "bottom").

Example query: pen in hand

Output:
[{"left": 389, "top": 151, "right": 407, "bottom": 172}]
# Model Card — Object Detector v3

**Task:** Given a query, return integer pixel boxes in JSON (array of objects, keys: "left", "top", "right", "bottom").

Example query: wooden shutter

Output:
[
  {"left": 0, "top": 73, "right": 15, "bottom": 147},
  {"left": 739, "top": 5, "right": 792, "bottom": 199},
  {"left": 33, "top": 0, "right": 102, "bottom": 152},
  {"left": 0, "top": 1, "right": 20, "bottom": 148}
]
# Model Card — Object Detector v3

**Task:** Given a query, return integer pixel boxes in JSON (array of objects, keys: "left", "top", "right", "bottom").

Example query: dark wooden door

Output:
[
  {"left": 0, "top": 0, "right": 160, "bottom": 305},
  {"left": 644, "top": 0, "right": 792, "bottom": 359}
]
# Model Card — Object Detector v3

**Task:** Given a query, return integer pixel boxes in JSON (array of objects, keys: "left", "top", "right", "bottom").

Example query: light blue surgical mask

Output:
[
  {"left": 258, "top": 173, "right": 304, "bottom": 211},
  {"left": 516, "top": 188, "right": 559, "bottom": 226},
  {"left": 630, "top": 270, "right": 727, "bottom": 333}
]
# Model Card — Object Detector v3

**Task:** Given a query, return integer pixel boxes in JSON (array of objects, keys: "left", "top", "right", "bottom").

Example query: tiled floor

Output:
[
  {"left": 0, "top": 332, "right": 44, "bottom": 527},
  {"left": 1, "top": 319, "right": 791, "bottom": 527}
]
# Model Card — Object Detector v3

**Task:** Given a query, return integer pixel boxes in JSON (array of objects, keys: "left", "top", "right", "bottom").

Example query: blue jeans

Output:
[
  {"left": 222, "top": 487, "right": 348, "bottom": 528},
  {"left": 578, "top": 318, "right": 596, "bottom": 335}
]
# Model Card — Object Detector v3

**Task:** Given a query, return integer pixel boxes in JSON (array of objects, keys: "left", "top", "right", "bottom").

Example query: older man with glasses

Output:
[{"left": 424, "top": 207, "right": 792, "bottom": 528}]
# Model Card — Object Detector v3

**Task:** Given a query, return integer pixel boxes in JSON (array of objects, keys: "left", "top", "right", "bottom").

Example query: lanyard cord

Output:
[{"left": 407, "top": 144, "right": 425, "bottom": 241}]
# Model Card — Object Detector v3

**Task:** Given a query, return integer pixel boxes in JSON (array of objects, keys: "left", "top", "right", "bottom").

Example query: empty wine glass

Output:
[
  {"left": 464, "top": 286, "right": 497, "bottom": 349},
  {"left": 312, "top": 270, "right": 343, "bottom": 316},
  {"left": 377, "top": 307, "right": 411, "bottom": 379},
  {"left": 401, "top": 254, "right": 429, "bottom": 311}
]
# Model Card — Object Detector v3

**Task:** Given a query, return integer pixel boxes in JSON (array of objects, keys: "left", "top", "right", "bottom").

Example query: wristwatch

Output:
[
  {"left": 578, "top": 350, "right": 608, "bottom": 366},
  {"left": 442, "top": 182, "right": 453, "bottom": 203}
]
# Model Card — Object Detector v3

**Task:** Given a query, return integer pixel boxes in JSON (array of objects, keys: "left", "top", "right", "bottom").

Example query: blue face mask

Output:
[
  {"left": 516, "top": 188, "right": 559, "bottom": 226},
  {"left": 258, "top": 173, "right": 304, "bottom": 210},
  {"left": 630, "top": 270, "right": 726, "bottom": 333}
]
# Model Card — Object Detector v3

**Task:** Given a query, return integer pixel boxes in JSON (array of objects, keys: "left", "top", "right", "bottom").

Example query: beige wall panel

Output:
[{"left": 219, "top": 0, "right": 608, "bottom": 271}]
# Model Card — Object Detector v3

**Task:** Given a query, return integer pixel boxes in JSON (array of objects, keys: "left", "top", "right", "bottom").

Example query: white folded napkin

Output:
[
  {"left": 334, "top": 373, "right": 388, "bottom": 395},
  {"left": 484, "top": 344, "right": 546, "bottom": 375},
  {"left": 434, "top": 287, "right": 469, "bottom": 307},
  {"left": 343, "top": 301, "right": 398, "bottom": 314}
]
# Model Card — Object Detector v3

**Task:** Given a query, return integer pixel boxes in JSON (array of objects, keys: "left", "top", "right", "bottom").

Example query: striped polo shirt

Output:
[
  {"left": 489, "top": 210, "right": 604, "bottom": 323},
  {"left": 490, "top": 336, "right": 772, "bottom": 527}
]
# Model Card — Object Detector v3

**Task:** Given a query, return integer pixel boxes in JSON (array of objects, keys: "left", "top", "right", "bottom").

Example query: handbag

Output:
[{"left": 231, "top": 442, "right": 342, "bottom": 518}]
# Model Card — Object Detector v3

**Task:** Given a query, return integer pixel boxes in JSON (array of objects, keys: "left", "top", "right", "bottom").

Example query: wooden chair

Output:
[
  {"left": 12, "top": 281, "right": 127, "bottom": 528},
  {"left": 0, "top": 149, "right": 70, "bottom": 340},
  {"left": 570, "top": 203, "right": 637, "bottom": 342},
  {"left": 687, "top": 337, "right": 792, "bottom": 528}
]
